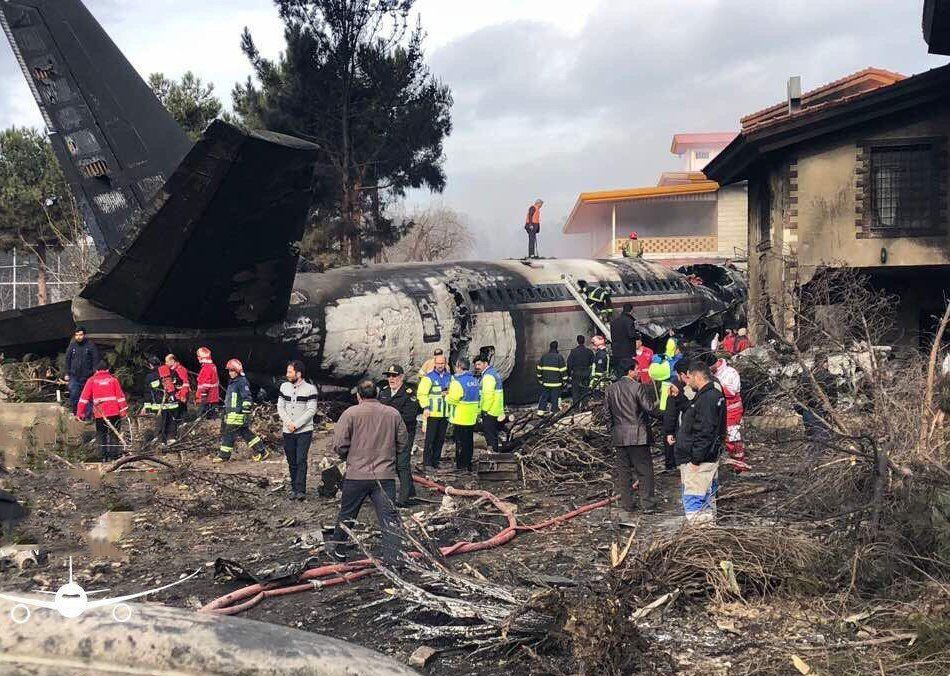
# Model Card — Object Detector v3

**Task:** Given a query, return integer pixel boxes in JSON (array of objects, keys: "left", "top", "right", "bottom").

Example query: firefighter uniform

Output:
[
  {"left": 447, "top": 369, "right": 481, "bottom": 471},
  {"left": 536, "top": 347, "right": 567, "bottom": 414},
  {"left": 159, "top": 360, "right": 190, "bottom": 426},
  {"left": 195, "top": 347, "right": 220, "bottom": 418},
  {"left": 77, "top": 369, "right": 128, "bottom": 461},
  {"left": 217, "top": 372, "right": 266, "bottom": 461},
  {"left": 144, "top": 367, "right": 179, "bottom": 444},
  {"left": 585, "top": 284, "right": 612, "bottom": 321},
  {"left": 417, "top": 368, "right": 452, "bottom": 468},
  {"left": 591, "top": 349, "right": 611, "bottom": 388},
  {"left": 478, "top": 365, "right": 505, "bottom": 452}
]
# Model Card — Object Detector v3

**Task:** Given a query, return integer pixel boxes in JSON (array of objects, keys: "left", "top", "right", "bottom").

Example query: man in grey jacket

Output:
[
  {"left": 604, "top": 357, "right": 658, "bottom": 518},
  {"left": 328, "top": 380, "right": 407, "bottom": 565},
  {"left": 277, "top": 360, "right": 319, "bottom": 500}
]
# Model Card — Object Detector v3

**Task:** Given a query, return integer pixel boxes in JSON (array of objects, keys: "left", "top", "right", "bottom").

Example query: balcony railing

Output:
[{"left": 600, "top": 235, "right": 719, "bottom": 257}]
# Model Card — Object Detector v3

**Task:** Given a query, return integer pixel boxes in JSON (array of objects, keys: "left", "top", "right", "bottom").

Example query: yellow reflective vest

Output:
[
  {"left": 446, "top": 371, "right": 480, "bottom": 426},
  {"left": 417, "top": 369, "right": 452, "bottom": 418},
  {"left": 479, "top": 366, "right": 505, "bottom": 418},
  {"left": 648, "top": 360, "right": 672, "bottom": 411}
]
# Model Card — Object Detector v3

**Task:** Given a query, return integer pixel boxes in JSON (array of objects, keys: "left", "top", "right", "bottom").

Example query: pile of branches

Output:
[
  {"left": 617, "top": 525, "right": 829, "bottom": 601},
  {"left": 516, "top": 418, "right": 612, "bottom": 486},
  {"left": 749, "top": 264, "right": 950, "bottom": 595},
  {"left": 502, "top": 394, "right": 613, "bottom": 485},
  {"left": 343, "top": 520, "right": 644, "bottom": 675},
  {"left": 0, "top": 354, "right": 60, "bottom": 402},
  {"left": 107, "top": 451, "right": 269, "bottom": 515}
]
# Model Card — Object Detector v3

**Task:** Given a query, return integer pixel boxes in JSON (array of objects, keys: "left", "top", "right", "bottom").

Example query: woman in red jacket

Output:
[
  {"left": 77, "top": 360, "right": 129, "bottom": 461},
  {"left": 195, "top": 347, "right": 221, "bottom": 419}
]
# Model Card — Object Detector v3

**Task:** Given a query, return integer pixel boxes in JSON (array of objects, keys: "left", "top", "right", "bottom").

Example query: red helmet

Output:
[
  {"left": 629, "top": 232, "right": 638, "bottom": 239},
  {"left": 196, "top": 346, "right": 212, "bottom": 360},
  {"left": 226, "top": 359, "right": 244, "bottom": 373}
]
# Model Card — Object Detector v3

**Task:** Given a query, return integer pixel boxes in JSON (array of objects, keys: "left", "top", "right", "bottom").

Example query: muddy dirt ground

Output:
[{"left": 0, "top": 414, "right": 937, "bottom": 675}]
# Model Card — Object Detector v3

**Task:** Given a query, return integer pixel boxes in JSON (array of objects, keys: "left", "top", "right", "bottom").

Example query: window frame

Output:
[{"left": 859, "top": 136, "right": 947, "bottom": 239}]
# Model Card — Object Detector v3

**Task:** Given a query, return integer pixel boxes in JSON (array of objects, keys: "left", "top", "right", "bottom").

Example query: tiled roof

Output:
[
  {"left": 670, "top": 132, "right": 738, "bottom": 154},
  {"left": 657, "top": 171, "right": 711, "bottom": 186},
  {"left": 740, "top": 67, "right": 905, "bottom": 131}
]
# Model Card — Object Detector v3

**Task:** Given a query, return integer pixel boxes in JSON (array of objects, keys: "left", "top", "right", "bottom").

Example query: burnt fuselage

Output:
[{"left": 74, "top": 256, "right": 740, "bottom": 403}]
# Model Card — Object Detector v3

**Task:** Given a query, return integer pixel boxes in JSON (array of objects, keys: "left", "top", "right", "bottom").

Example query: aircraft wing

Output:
[
  {"left": 80, "top": 121, "right": 320, "bottom": 329},
  {"left": 0, "top": 0, "right": 192, "bottom": 253},
  {"left": 0, "top": 592, "right": 56, "bottom": 609},
  {"left": 85, "top": 568, "right": 201, "bottom": 609}
]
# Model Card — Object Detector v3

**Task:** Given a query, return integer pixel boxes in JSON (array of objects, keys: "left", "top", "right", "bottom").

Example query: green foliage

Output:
[
  {"left": 102, "top": 337, "right": 147, "bottom": 392},
  {"left": 233, "top": 0, "right": 453, "bottom": 264},
  {"left": 0, "top": 127, "right": 73, "bottom": 252},
  {"left": 149, "top": 71, "right": 223, "bottom": 140},
  {"left": 1, "top": 354, "right": 57, "bottom": 402}
]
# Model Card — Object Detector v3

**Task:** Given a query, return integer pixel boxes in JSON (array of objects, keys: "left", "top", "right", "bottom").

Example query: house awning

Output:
[{"left": 563, "top": 180, "right": 719, "bottom": 234}]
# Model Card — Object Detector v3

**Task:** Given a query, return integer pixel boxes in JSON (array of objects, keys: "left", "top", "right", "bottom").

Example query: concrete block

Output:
[{"left": 0, "top": 402, "right": 86, "bottom": 467}]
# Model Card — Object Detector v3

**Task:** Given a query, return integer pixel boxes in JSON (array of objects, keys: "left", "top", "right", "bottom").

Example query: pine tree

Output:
[{"left": 233, "top": 0, "right": 453, "bottom": 265}]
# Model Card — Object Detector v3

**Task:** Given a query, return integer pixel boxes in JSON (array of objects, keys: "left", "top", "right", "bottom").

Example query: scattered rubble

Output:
[{"left": 1, "top": 274, "right": 950, "bottom": 674}]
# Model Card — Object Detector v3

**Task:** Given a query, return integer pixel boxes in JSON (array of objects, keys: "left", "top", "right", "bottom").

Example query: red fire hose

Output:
[{"left": 200, "top": 475, "right": 613, "bottom": 616}]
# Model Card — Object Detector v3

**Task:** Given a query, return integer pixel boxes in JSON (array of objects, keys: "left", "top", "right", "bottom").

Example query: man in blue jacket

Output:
[{"left": 64, "top": 326, "right": 99, "bottom": 417}]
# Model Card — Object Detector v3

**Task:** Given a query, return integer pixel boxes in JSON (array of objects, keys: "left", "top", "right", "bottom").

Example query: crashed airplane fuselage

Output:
[
  {"left": 75, "top": 257, "right": 743, "bottom": 403},
  {"left": 0, "top": 0, "right": 746, "bottom": 403}
]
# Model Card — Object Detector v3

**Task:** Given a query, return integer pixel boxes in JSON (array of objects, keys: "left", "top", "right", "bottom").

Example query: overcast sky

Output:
[{"left": 0, "top": 0, "right": 946, "bottom": 259}]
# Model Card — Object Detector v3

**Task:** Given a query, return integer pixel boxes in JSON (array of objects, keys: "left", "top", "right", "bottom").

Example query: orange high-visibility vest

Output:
[{"left": 526, "top": 205, "right": 541, "bottom": 225}]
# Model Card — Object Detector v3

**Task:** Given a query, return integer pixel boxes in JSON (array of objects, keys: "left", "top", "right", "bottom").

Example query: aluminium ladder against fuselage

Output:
[{"left": 561, "top": 274, "right": 611, "bottom": 341}]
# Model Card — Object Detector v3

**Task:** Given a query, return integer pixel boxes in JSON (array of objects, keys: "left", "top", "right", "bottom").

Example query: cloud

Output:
[
  {"left": 419, "top": 0, "right": 949, "bottom": 259},
  {"left": 0, "top": 0, "right": 945, "bottom": 262}
]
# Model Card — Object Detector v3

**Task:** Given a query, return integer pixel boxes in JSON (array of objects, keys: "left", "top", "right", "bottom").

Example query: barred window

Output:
[{"left": 870, "top": 144, "right": 937, "bottom": 231}]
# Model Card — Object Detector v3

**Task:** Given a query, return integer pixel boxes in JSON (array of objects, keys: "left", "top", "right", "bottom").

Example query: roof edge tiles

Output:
[{"left": 563, "top": 180, "right": 720, "bottom": 233}]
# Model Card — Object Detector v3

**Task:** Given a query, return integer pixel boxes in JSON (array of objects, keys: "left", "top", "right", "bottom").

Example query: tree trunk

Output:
[{"left": 36, "top": 241, "right": 48, "bottom": 306}]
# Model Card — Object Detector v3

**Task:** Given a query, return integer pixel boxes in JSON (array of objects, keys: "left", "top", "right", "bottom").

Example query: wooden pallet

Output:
[{"left": 476, "top": 452, "right": 521, "bottom": 482}]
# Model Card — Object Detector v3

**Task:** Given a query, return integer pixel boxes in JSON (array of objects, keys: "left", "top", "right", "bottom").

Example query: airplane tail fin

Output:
[
  {"left": 0, "top": 0, "right": 192, "bottom": 252},
  {"left": 79, "top": 121, "right": 320, "bottom": 329}
]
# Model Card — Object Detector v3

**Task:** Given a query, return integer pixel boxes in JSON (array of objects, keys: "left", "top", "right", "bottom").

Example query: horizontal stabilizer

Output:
[
  {"left": 0, "top": 300, "right": 73, "bottom": 357},
  {"left": 0, "top": 0, "right": 192, "bottom": 252},
  {"left": 80, "top": 120, "right": 319, "bottom": 329}
]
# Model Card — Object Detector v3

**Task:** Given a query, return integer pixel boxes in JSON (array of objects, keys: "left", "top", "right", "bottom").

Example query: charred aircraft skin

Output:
[
  {"left": 71, "top": 257, "right": 743, "bottom": 404},
  {"left": 0, "top": 0, "right": 748, "bottom": 404}
]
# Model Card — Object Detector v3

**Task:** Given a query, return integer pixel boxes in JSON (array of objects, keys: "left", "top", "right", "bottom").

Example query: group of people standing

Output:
[
  {"left": 605, "top": 354, "right": 731, "bottom": 524},
  {"left": 63, "top": 329, "right": 320, "bottom": 498},
  {"left": 416, "top": 351, "right": 506, "bottom": 474},
  {"left": 327, "top": 351, "right": 507, "bottom": 564}
]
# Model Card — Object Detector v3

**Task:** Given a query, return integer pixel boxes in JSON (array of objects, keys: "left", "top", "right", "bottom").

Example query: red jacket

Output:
[
  {"left": 713, "top": 360, "right": 744, "bottom": 427},
  {"left": 635, "top": 347, "right": 654, "bottom": 384},
  {"left": 159, "top": 364, "right": 191, "bottom": 403},
  {"left": 722, "top": 334, "right": 737, "bottom": 354},
  {"left": 195, "top": 360, "right": 220, "bottom": 404},
  {"left": 77, "top": 370, "right": 128, "bottom": 419},
  {"left": 734, "top": 336, "right": 752, "bottom": 353}
]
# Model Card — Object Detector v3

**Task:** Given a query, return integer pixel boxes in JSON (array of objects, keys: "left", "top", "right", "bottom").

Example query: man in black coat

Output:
[
  {"left": 64, "top": 326, "right": 99, "bottom": 418},
  {"left": 609, "top": 304, "right": 637, "bottom": 376},
  {"left": 566, "top": 335, "right": 594, "bottom": 404},
  {"left": 662, "top": 358, "right": 691, "bottom": 471},
  {"left": 673, "top": 360, "right": 726, "bottom": 523},
  {"left": 379, "top": 364, "right": 421, "bottom": 506}
]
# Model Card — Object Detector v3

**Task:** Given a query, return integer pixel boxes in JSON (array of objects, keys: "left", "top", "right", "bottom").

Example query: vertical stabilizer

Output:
[{"left": 0, "top": 0, "right": 192, "bottom": 252}]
